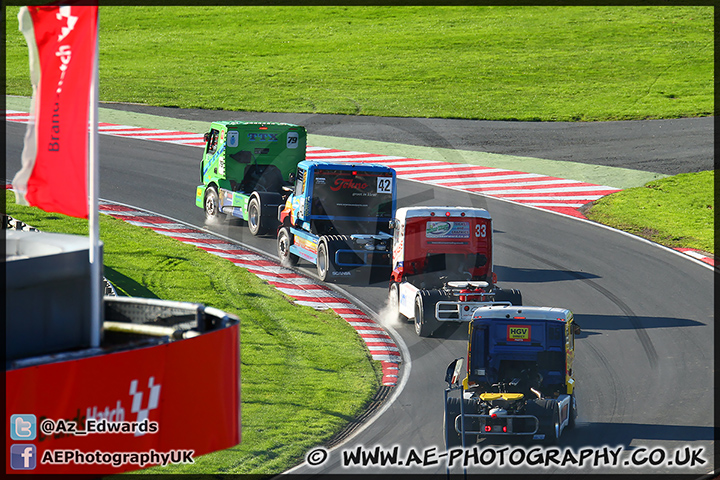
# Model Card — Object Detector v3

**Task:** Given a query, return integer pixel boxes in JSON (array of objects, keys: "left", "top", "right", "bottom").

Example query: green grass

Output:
[
  {"left": 585, "top": 170, "right": 714, "bottom": 254},
  {"left": 4, "top": 6, "right": 713, "bottom": 121},
  {"left": 5, "top": 191, "right": 380, "bottom": 474}
]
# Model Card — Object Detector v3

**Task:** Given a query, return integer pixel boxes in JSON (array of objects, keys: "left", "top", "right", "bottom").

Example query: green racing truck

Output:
[{"left": 195, "top": 121, "right": 307, "bottom": 235}]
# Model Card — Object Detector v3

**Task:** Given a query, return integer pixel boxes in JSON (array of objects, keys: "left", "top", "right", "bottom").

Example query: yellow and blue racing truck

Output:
[
  {"left": 444, "top": 305, "right": 578, "bottom": 446},
  {"left": 196, "top": 121, "right": 307, "bottom": 235}
]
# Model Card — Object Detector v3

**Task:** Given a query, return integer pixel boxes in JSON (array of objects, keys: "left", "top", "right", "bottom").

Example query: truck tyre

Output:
[
  {"left": 248, "top": 197, "right": 267, "bottom": 236},
  {"left": 568, "top": 393, "right": 577, "bottom": 429},
  {"left": 388, "top": 282, "right": 405, "bottom": 323},
  {"left": 444, "top": 397, "right": 475, "bottom": 448},
  {"left": 527, "top": 399, "right": 560, "bottom": 444},
  {"left": 317, "top": 241, "right": 335, "bottom": 281},
  {"left": 204, "top": 187, "right": 225, "bottom": 221},
  {"left": 547, "top": 401, "right": 561, "bottom": 443},
  {"left": 414, "top": 291, "right": 440, "bottom": 337},
  {"left": 277, "top": 227, "right": 298, "bottom": 267},
  {"left": 494, "top": 288, "right": 522, "bottom": 305}
]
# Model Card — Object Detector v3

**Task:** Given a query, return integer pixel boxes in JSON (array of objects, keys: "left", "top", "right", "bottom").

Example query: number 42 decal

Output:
[{"left": 377, "top": 177, "right": 392, "bottom": 193}]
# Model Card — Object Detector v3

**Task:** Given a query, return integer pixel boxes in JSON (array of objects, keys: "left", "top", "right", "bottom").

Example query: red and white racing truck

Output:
[{"left": 388, "top": 206, "right": 521, "bottom": 337}]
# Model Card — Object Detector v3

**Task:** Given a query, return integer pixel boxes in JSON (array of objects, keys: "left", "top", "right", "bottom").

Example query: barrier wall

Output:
[{"left": 6, "top": 299, "right": 241, "bottom": 474}]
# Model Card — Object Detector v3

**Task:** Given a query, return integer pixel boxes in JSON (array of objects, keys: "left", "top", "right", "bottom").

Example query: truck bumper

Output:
[
  {"left": 454, "top": 413, "right": 540, "bottom": 437},
  {"left": 436, "top": 300, "right": 510, "bottom": 322},
  {"left": 454, "top": 394, "right": 572, "bottom": 440}
]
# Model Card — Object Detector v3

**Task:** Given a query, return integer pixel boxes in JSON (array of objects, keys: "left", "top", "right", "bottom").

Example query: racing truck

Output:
[
  {"left": 444, "top": 305, "right": 578, "bottom": 446},
  {"left": 277, "top": 161, "right": 396, "bottom": 282},
  {"left": 387, "top": 206, "right": 522, "bottom": 337},
  {"left": 195, "top": 121, "right": 307, "bottom": 235}
]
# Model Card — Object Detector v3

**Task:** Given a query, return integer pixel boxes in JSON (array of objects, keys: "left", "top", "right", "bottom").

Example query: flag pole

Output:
[{"left": 89, "top": 9, "right": 101, "bottom": 348}]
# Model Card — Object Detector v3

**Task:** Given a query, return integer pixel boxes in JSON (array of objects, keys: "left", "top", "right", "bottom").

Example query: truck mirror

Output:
[
  {"left": 388, "top": 219, "right": 394, "bottom": 230},
  {"left": 445, "top": 357, "right": 464, "bottom": 388},
  {"left": 203, "top": 132, "right": 210, "bottom": 143},
  {"left": 288, "top": 172, "right": 296, "bottom": 184}
]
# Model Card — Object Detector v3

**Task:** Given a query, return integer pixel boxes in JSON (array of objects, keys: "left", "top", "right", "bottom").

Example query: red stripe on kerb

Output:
[
  {"left": 267, "top": 281, "right": 331, "bottom": 291},
  {"left": 226, "top": 258, "right": 277, "bottom": 267},
  {"left": 333, "top": 308, "right": 369, "bottom": 316},
  {"left": 289, "top": 295, "right": 351, "bottom": 304}
]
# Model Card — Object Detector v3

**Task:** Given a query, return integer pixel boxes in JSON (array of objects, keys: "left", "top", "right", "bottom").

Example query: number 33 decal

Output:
[{"left": 475, "top": 224, "right": 487, "bottom": 237}]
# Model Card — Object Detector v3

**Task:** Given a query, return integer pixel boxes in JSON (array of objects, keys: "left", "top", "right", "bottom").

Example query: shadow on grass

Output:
[
  {"left": 245, "top": 292, "right": 271, "bottom": 298},
  {"left": 242, "top": 399, "right": 355, "bottom": 423},
  {"left": 104, "top": 266, "right": 158, "bottom": 298}
]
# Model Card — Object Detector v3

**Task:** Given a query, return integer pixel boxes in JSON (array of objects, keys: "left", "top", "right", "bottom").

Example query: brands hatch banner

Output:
[
  {"left": 12, "top": 5, "right": 97, "bottom": 218},
  {"left": 6, "top": 324, "right": 240, "bottom": 474}
]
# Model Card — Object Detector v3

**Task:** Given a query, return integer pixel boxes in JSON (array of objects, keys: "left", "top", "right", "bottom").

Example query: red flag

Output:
[{"left": 12, "top": 5, "right": 98, "bottom": 219}]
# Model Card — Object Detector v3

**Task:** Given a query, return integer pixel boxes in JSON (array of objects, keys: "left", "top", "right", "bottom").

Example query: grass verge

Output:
[
  {"left": 4, "top": 6, "right": 713, "bottom": 121},
  {"left": 5, "top": 191, "right": 381, "bottom": 475},
  {"left": 584, "top": 170, "right": 714, "bottom": 254}
]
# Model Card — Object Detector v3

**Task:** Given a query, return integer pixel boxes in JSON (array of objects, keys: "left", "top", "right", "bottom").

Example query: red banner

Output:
[
  {"left": 6, "top": 324, "right": 241, "bottom": 474},
  {"left": 12, "top": 5, "right": 98, "bottom": 218}
]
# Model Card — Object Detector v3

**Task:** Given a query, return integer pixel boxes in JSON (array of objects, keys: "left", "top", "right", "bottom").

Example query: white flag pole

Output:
[{"left": 89, "top": 9, "right": 101, "bottom": 348}]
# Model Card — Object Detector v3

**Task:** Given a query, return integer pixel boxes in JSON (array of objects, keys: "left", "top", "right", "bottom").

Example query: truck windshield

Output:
[{"left": 311, "top": 170, "right": 393, "bottom": 219}]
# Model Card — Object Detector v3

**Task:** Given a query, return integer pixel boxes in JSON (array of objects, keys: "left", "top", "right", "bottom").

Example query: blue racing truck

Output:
[
  {"left": 277, "top": 161, "right": 396, "bottom": 281},
  {"left": 444, "top": 305, "right": 579, "bottom": 446},
  {"left": 195, "top": 121, "right": 307, "bottom": 235}
]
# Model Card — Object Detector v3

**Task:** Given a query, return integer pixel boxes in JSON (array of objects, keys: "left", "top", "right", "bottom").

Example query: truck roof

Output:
[
  {"left": 211, "top": 121, "right": 303, "bottom": 129},
  {"left": 297, "top": 160, "right": 395, "bottom": 172},
  {"left": 471, "top": 305, "right": 572, "bottom": 323},
  {"left": 395, "top": 206, "right": 491, "bottom": 222}
]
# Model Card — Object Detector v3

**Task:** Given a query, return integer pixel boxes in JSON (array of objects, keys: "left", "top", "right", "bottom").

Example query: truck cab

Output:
[
  {"left": 466, "top": 306, "right": 576, "bottom": 399},
  {"left": 390, "top": 206, "right": 494, "bottom": 287},
  {"left": 277, "top": 161, "right": 396, "bottom": 281},
  {"left": 444, "top": 305, "right": 578, "bottom": 446},
  {"left": 281, "top": 160, "right": 395, "bottom": 236},
  {"left": 195, "top": 121, "right": 306, "bottom": 235},
  {"left": 388, "top": 206, "right": 522, "bottom": 337}
]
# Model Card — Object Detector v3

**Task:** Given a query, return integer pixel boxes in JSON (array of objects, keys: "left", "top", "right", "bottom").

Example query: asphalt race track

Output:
[{"left": 4, "top": 110, "right": 715, "bottom": 477}]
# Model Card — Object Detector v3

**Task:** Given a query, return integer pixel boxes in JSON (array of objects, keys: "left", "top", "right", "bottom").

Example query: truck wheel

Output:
[
  {"left": 414, "top": 291, "right": 438, "bottom": 337},
  {"left": 548, "top": 401, "right": 561, "bottom": 443},
  {"left": 529, "top": 399, "right": 560, "bottom": 444},
  {"left": 444, "top": 397, "right": 475, "bottom": 448},
  {"left": 204, "top": 187, "right": 225, "bottom": 221},
  {"left": 494, "top": 288, "right": 522, "bottom": 305},
  {"left": 317, "top": 241, "right": 334, "bottom": 281},
  {"left": 510, "top": 289, "right": 523, "bottom": 305},
  {"left": 568, "top": 393, "right": 577, "bottom": 429},
  {"left": 388, "top": 282, "right": 405, "bottom": 323},
  {"left": 247, "top": 197, "right": 267, "bottom": 236},
  {"left": 277, "top": 227, "right": 298, "bottom": 267}
]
